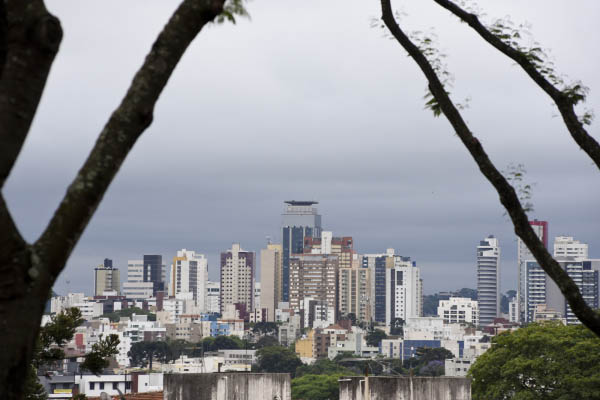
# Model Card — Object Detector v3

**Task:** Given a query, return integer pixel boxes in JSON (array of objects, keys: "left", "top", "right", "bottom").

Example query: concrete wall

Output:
[
  {"left": 164, "top": 373, "right": 291, "bottom": 400},
  {"left": 338, "top": 376, "right": 471, "bottom": 400}
]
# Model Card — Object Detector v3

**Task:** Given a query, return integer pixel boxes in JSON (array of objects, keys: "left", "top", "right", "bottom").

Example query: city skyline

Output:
[{"left": 4, "top": 0, "right": 598, "bottom": 296}]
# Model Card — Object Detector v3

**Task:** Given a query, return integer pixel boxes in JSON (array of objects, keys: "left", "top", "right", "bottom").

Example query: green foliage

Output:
[
  {"left": 255, "top": 335, "right": 280, "bottom": 349},
  {"left": 503, "top": 163, "right": 535, "bottom": 214},
  {"left": 100, "top": 307, "right": 155, "bottom": 322},
  {"left": 24, "top": 364, "right": 47, "bottom": 400},
  {"left": 80, "top": 334, "right": 120, "bottom": 374},
  {"left": 128, "top": 341, "right": 171, "bottom": 370},
  {"left": 295, "top": 358, "right": 352, "bottom": 378},
  {"left": 216, "top": 0, "right": 249, "bottom": 24},
  {"left": 469, "top": 322, "right": 600, "bottom": 400},
  {"left": 292, "top": 373, "right": 344, "bottom": 400},
  {"left": 365, "top": 329, "right": 387, "bottom": 347},
  {"left": 403, "top": 347, "right": 454, "bottom": 376},
  {"left": 255, "top": 346, "right": 303, "bottom": 378},
  {"left": 252, "top": 321, "right": 279, "bottom": 335},
  {"left": 36, "top": 308, "right": 84, "bottom": 366}
]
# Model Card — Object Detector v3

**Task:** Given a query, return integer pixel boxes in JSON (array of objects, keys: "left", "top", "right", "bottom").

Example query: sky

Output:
[{"left": 4, "top": 0, "right": 599, "bottom": 295}]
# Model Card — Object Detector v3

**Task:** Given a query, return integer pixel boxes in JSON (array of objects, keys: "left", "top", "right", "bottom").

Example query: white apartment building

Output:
[
  {"left": 554, "top": 236, "right": 589, "bottom": 259},
  {"left": 205, "top": 281, "right": 221, "bottom": 314},
  {"left": 122, "top": 260, "right": 153, "bottom": 299},
  {"left": 168, "top": 249, "right": 208, "bottom": 311},
  {"left": 51, "top": 293, "right": 85, "bottom": 314},
  {"left": 220, "top": 244, "right": 255, "bottom": 314},
  {"left": 254, "top": 282, "right": 261, "bottom": 311},
  {"left": 517, "top": 220, "right": 547, "bottom": 322},
  {"left": 385, "top": 257, "right": 422, "bottom": 326},
  {"left": 437, "top": 297, "right": 479, "bottom": 326},
  {"left": 477, "top": 235, "right": 500, "bottom": 326}
]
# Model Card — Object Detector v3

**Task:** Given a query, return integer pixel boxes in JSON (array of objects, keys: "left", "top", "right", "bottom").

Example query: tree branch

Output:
[
  {"left": 0, "top": 0, "right": 62, "bottom": 189},
  {"left": 34, "top": 0, "right": 226, "bottom": 278},
  {"left": 432, "top": 0, "right": 600, "bottom": 171},
  {"left": 381, "top": 0, "right": 600, "bottom": 337}
]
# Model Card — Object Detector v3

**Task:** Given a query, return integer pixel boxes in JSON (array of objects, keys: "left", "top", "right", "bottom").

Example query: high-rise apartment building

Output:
[
  {"left": 220, "top": 244, "right": 255, "bottom": 314},
  {"left": 121, "top": 255, "right": 165, "bottom": 299},
  {"left": 385, "top": 256, "right": 422, "bottom": 326},
  {"left": 169, "top": 249, "right": 208, "bottom": 310},
  {"left": 554, "top": 236, "right": 589, "bottom": 259},
  {"left": 260, "top": 243, "right": 283, "bottom": 322},
  {"left": 94, "top": 258, "right": 120, "bottom": 296},
  {"left": 438, "top": 297, "right": 479, "bottom": 325},
  {"left": 205, "top": 281, "right": 221, "bottom": 314},
  {"left": 282, "top": 201, "right": 322, "bottom": 301},
  {"left": 339, "top": 254, "right": 371, "bottom": 322},
  {"left": 525, "top": 258, "right": 599, "bottom": 324},
  {"left": 477, "top": 235, "right": 500, "bottom": 327},
  {"left": 303, "top": 233, "right": 354, "bottom": 269},
  {"left": 363, "top": 250, "right": 395, "bottom": 323},
  {"left": 288, "top": 254, "right": 338, "bottom": 315},
  {"left": 517, "top": 220, "right": 548, "bottom": 322}
]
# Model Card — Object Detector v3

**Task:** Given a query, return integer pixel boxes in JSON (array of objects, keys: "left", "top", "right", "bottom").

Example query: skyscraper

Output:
[
  {"left": 169, "top": 249, "right": 208, "bottom": 310},
  {"left": 144, "top": 254, "right": 165, "bottom": 296},
  {"left": 281, "top": 200, "right": 322, "bottom": 301},
  {"left": 385, "top": 256, "right": 422, "bottom": 326},
  {"left": 288, "top": 254, "right": 338, "bottom": 316},
  {"left": 517, "top": 220, "right": 548, "bottom": 322},
  {"left": 260, "top": 243, "right": 283, "bottom": 322},
  {"left": 93, "top": 258, "right": 120, "bottom": 296},
  {"left": 477, "top": 235, "right": 500, "bottom": 327},
  {"left": 363, "top": 250, "right": 395, "bottom": 324},
  {"left": 220, "top": 243, "right": 255, "bottom": 314}
]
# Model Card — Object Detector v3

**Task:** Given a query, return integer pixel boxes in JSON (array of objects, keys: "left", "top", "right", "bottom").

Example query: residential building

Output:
[
  {"left": 385, "top": 256, "right": 422, "bottom": 326},
  {"left": 338, "top": 254, "right": 371, "bottom": 322},
  {"left": 168, "top": 249, "right": 208, "bottom": 310},
  {"left": 51, "top": 293, "right": 86, "bottom": 314},
  {"left": 288, "top": 254, "right": 338, "bottom": 316},
  {"left": 122, "top": 256, "right": 165, "bottom": 299},
  {"left": 205, "top": 281, "right": 220, "bottom": 314},
  {"left": 363, "top": 250, "right": 395, "bottom": 323},
  {"left": 508, "top": 294, "right": 519, "bottom": 323},
  {"left": 219, "top": 243, "right": 255, "bottom": 314},
  {"left": 437, "top": 297, "right": 479, "bottom": 326},
  {"left": 525, "top": 258, "right": 599, "bottom": 324},
  {"left": 517, "top": 220, "right": 548, "bottom": 322},
  {"left": 282, "top": 200, "right": 322, "bottom": 301},
  {"left": 260, "top": 243, "right": 283, "bottom": 322},
  {"left": 93, "top": 258, "right": 120, "bottom": 296},
  {"left": 304, "top": 233, "right": 354, "bottom": 268},
  {"left": 554, "top": 236, "right": 589, "bottom": 259},
  {"left": 477, "top": 235, "right": 500, "bottom": 326},
  {"left": 254, "top": 282, "right": 261, "bottom": 311}
]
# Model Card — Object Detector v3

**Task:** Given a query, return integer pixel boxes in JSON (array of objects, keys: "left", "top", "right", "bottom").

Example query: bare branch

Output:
[
  {"left": 381, "top": 0, "right": 600, "bottom": 337},
  {"left": 34, "top": 0, "right": 227, "bottom": 278},
  {"left": 432, "top": 0, "right": 600, "bottom": 171},
  {"left": 0, "top": 0, "right": 62, "bottom": 189}
]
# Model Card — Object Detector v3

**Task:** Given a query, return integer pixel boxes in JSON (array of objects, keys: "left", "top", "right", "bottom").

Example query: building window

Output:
[
  {"left": 99, "top": 382, "right": 104, "bottom": 390},
  {"left": 89, "top": 382, "right": 95, "bottom": 390},
  {"left": 113, "top": 382, "right": 119, "bottom": 390}
]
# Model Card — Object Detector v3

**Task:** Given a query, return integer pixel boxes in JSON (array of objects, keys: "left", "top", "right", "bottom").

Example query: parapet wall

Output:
[
  {"left": 338, "top": 376, "right": 471, "bottom": 400},
  {"left": 164, "top": 373, "right": 291, "bottom": 400}
]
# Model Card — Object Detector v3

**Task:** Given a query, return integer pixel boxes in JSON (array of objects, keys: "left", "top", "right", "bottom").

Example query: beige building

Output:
[
  {"left": 289, "top": 254, "right": 338, "bottom": 315},
  {"left": 94, "top": 259, "right": 120, "bottom": 296},
  {"left": 220, "top": 243, "right": 255, "bottom": 315},
  {"left": 260, "top": 243, "right": 282, "bottom": 322},
  {"left": 338, "top": 255, "right": 371, "bottom": 322}
]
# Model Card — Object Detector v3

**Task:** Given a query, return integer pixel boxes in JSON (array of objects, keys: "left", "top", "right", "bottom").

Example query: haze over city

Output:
[{"left": 3, "top": 0, "right": 599, "bottom": 296}]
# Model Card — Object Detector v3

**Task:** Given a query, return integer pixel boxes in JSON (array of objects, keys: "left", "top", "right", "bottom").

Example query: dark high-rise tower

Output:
[
  {"left": 281, "top": 201, "right": 322, "bottom": 302},
  {"left": 143, "top": 254, "right": 165, "bottom": 295}
]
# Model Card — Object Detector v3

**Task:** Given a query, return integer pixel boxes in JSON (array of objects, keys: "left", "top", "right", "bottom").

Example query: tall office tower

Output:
[
  {"left": 169, "top": 249, "right": 208, "bottom": 309},
  {"left": 205, "top": 281, "right": 221, "bottom": 314},
  {"left": 363, "top": 249, "right": 395, "bottom": 323},
  {"left": 220, "top": 244, "right": 255, "bottom": 314},
  {"left": 554, "top": 236, "right": 589, "bottom": 259},
  {"left": 477, "top": 235, "right": 500, "bottom": 327},
  {"left": 93, "top": 258, "right": 120, "bottom": 296},
  {"left": 144, "top": 255, "right": 166, "bottom": 295},
  {"left": 282, "top": 200, "right": 322, "bottom": 302},
  {"left": 122, "top": 260, "right": 154, "bottom": 299},
  {"left": 525, "top": 258, "right": 599, "bottom": 324},
  {"left": 288, "top": 254, "right": 338, "bottom": 315},
  {"left": 385, "top": 256, "right": 422, "bottom": 326},
  {"left": 339, "top": 254, "right": 371, "bottom": 322},
  {"left": 517, "top": 220, "right": 548, "bottom": 322},
  {"left": 260, "top": 243, "right": 283, "bottom": 322}
]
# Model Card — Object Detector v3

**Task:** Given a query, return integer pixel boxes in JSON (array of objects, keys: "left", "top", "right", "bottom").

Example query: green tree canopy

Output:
[
  {"left": 255, "top": 346, "right": 303, "bottom": 377},
  {"left": 100, "top": 307, "right": 156, "bottom": 322},
  {"left": 469, "top": 322, "right": 600, "bottom": 400},
  {"left": 292, "top": 373, "right": 344, "bottom": 400},
  {"left": 365, "top": 329, "right": 387, "bottom": 347},
  {"left": 255, "top": 335, "right": 280, "bottom": 349},
  {"left": 295, "top": 358, "right": 352, "bottom": 378}
]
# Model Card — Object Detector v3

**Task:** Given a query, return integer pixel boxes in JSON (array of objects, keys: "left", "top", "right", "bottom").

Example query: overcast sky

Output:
[{"left": 4, "top": 0, "right": 599, "bottom": 295}]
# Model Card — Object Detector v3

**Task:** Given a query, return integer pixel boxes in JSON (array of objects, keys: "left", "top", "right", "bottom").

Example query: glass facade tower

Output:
[{"left": 281, "top": 201, "right": 322, "bottom": 302}]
